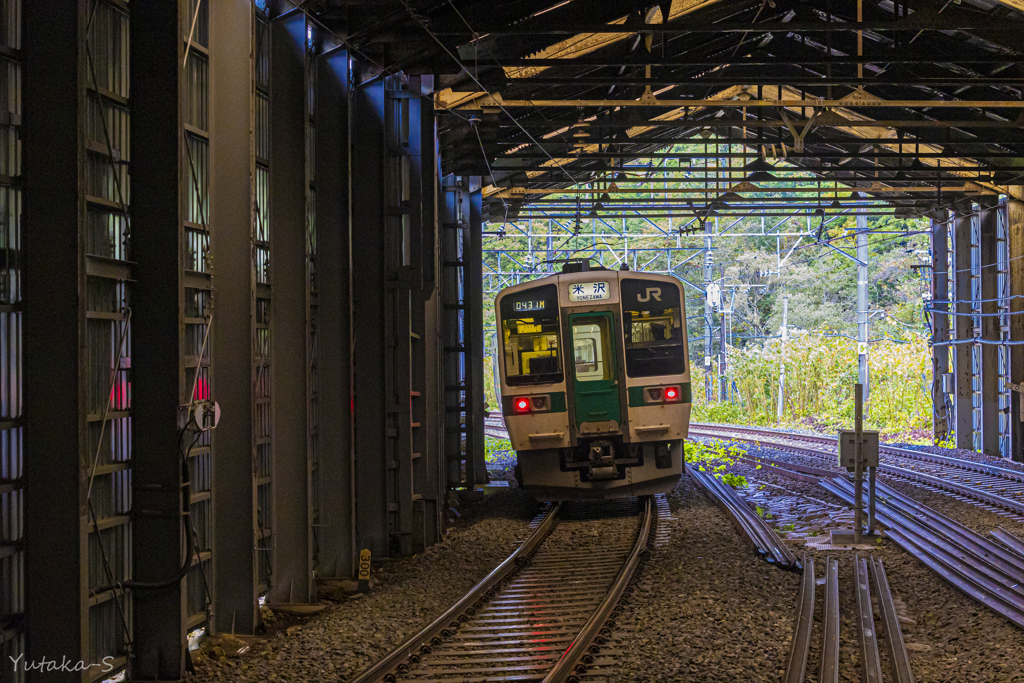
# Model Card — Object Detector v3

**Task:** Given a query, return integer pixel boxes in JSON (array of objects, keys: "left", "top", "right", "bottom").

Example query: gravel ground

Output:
[
  {"left": 610, "top": 475, "right": 801, "bottom": 682},
  {"left": 187, "top": 488, "right": 540, "bottom": 682},
  {"left": 188, "top": 443, "right": 1024, "bottom": 683},
  {"left": 722, "top": 451, "right": 1024, "bottom": 683}
]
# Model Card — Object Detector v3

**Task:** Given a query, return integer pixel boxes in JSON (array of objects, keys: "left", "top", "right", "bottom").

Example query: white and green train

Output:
[{"left": 495, "top": 264, "right": 690, "bottom": 501}]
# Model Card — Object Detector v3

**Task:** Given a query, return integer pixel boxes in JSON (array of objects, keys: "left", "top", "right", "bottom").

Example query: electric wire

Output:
[{"left": 397, "top": 0, "right": 581, "bottom": 185}]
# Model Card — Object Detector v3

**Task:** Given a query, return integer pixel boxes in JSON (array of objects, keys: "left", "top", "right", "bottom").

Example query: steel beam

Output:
[
  {"left": 979, "top": 198, "right": 1002, "bottom": 457},
  {"left": 210, "top": 0, "right": 259, "bottom": 633},
  {"left": 130, "top": 0, "right": 189, "bottom": 676},
  {"left": 270, "top": 11, "right": 312, "bottom": 600},
  {"left": 1009, "top": 191, "right": 1024, "bottom": 463},
  {"left": 456, "top": 96, "right": 1024, "bottom": 110},
  {"left": 952, "top": 207, "right": 975, "bottom": 451},
  {"left": 23, "top": 1, "right": 88, "bottom": 679},
  {"left": 930, "top": 210, "right": 951, "bottom": 441},
  {"left": 312, "top": 47, "right": 355, "bottom": 578}
]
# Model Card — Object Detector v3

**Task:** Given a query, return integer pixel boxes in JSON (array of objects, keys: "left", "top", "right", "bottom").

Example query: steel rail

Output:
[
  {"left": 783, "top": 554, "right": 815, "bottom": 683},
  {"left": 689, "top": 425, "right": 1024, "bottom": 518},
  {"left": 819, "top": 557, "right": 840, "bottom": 683},
  {"left": 347, "top": 503, "right": 561, "bottom": 683},
  {"left": 993, "top": 527, "right": 1024, "bottom": 559},
  {"left": 871, "top": 557, "right": 916, "bottom": 683},
  {"left": 688, "top": 466, "right": 800, "bottom": 569},
  {"left": 541, "top": 496, "right": 653, "bottom": 683},
  {"left": 822, "top": 478, "right": 1024, "bottom": 629},
  {"left": 855, "top": 554, "right": 884, "bottom": 683},
  {"left": 693, "top": 423, "right": 1024, "bottom": 484}
]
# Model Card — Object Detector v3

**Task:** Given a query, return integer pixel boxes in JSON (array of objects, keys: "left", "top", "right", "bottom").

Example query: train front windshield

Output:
[
  {"left": 620, "top": 278, "right": 686, "bottom": 377},
  {"left": 500, "top": 284, "right": 563, "bottom": 386}
]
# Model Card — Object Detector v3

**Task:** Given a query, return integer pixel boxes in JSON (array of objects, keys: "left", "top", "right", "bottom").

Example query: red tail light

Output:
[
  {"left": 510, "top": 395, "right": 551, "bottom": 414},
  {"left": 644, "top": 385, "right": 683, "bottom": 404}
]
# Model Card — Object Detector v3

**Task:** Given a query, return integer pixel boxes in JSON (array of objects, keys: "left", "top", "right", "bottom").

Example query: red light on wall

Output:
[{"left": 514, "top": 397, "right": 531, "bottom": 414}]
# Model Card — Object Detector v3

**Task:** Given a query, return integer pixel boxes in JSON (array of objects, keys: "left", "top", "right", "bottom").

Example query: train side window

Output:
[
  {"left": 499, "top": 285, "right": 563, "bottom": 386},
  {"left": 620, "top": 279, "right": 686, "bottom": 378},
  {"left": 571, "top": 322, "right": 610, "bottom": 382}
]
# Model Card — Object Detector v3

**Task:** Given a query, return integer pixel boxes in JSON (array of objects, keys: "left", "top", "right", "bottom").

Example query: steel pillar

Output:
[
  {"left": 268, "top": 9, "right": 312, "bottom": 604},
  {"left": 130, "top": 0, "right": 189, "bottom": 676},
  {"left": 312, "top": 46, "right": 354, "bottom": 578},
  {"left": 209, "top": 0, "right": 259, "bottom": 634},
  {"left": 978, "top": 198, "right": 1001, "bottom": 457},
  {"left": 929, "top": 210, "right": 951, "bottom": 441},
  {"left": 466, "top": 182, "right": 487, "bottom": 487},
  {"left": 23, "top": 1, "right": 89, "bottom": 679},
  {"left": 408, "top": 76, "right": 442, "bottom": 549},
  {"left": 856, "top": 214, "right": 870, "bottom": 404},
  {"left": 351, "top": 73, "right": 389, "bottom": 555},
  {"left": 952, "top": 206, "right": 976, "bottom": 450},
  {"left": 441, "top": 179, "right": 470, "bottom": 489},
  {"left": 1009, "top": 190, "right": 1024, "bottom": 463}
]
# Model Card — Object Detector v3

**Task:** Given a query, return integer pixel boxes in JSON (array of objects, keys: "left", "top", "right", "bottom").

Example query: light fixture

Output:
[
  {"left": 600, "top": 192, "right": 611, "bottom": 203},
  {"left": 829, "top": 199, "right": 843, "bottom": 209}
]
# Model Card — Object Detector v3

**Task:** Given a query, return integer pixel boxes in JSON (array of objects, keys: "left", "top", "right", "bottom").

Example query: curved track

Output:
[
  {"left": 350, "top": 497, "right": 653, "bottom": 683},
  {"left": 690, "top": 423, "right": 1024, "bottom": 521}
]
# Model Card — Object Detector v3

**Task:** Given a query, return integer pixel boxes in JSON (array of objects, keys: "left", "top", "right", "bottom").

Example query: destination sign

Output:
[{"left": 568, "top": 281, "right": 610, "bottom": 302}]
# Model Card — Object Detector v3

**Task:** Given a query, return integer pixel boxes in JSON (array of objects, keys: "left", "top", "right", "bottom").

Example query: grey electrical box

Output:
[
  {"left": 838, "top": 430, "right": 880, "bottom": 469},
  {"left": 941, "top": 373, "right": 955, "bottom": 394}
]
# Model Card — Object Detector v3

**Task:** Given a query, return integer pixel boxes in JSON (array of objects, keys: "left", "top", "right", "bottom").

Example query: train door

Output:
[{"left": 569, "top": 312, "right": 621, "bottom": 430}]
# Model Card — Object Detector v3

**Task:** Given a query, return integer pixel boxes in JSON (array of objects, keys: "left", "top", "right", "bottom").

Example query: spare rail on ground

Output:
[
  {"left": 871, "top": 556, "right": 916, "bottom": 683},
  {"left": 855, "top": 554, "right": 884, "bottom": 683},
  {"left": 688, "top": 466, "right": 800, "bottom": 570},
  {"left": 822, "top": 477, "right": 1024, "bottom": 629},
  {"left": 783, "top": 554, "right": 815, "bottom": 683},
  {"left": 819, "top": 556, "right": 840, "bottom": 683}
]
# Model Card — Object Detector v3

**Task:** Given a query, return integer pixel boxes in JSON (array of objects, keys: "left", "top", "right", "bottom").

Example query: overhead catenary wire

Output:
[{"left": 397, "top": 0, "right": 582, "bottom": 186}]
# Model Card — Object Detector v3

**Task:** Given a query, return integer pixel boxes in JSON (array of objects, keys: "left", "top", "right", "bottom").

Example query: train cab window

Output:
[
  {"left": 499, "top": 284, "right": 563, "bottom": 386},
  {"left": 571, "top": 321, "right": 612, "bottom": 382},
  {"left": 620, "top": 279, "right": 686, "bottom": 377}
]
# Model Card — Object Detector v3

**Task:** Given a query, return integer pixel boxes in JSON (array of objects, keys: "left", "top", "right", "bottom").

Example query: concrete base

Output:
[{"left": 830, "top": 528, "right": 882, "bottom": 548}]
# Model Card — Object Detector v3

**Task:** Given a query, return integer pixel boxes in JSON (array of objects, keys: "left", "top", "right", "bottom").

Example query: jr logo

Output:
[{"left": 637, "top": 287, "right": 662, "bottom": 303}]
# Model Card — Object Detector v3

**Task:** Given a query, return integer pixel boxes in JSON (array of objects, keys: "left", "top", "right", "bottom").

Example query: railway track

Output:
[
  {"left": 690, "top": 423, "right": 1024, "bottom": 521},
  {"left": 350, "top": 497, "right": 652, "bottom": 682},
  {"left": 484, "top": 415, "right": 508, "bottom": 440}
]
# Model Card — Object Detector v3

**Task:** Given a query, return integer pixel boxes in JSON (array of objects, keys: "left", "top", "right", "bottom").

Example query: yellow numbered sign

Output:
[{"left": 358, "top": 549, "right": 371, "bottom": 590}]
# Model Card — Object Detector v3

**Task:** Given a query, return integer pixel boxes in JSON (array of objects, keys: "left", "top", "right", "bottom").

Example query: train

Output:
[{"left": 494, "top": 262, "right": 690, "bottom": 500}]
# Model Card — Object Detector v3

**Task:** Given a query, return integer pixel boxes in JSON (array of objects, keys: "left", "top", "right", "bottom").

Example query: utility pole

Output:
[
  {"left": 719, "top": 266, "right": 728, "bottom": 402},
  {"left": 777, "top": 294, "right": 789, "bottom": 422},
  {"left": 857, "top": 214, "right": 870, "bottom": 407},
  {"left": 703, "top": 217, "right": 715, "bottom": 402}
]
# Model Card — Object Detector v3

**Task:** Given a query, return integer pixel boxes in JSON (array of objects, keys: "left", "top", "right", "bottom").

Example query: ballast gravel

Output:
[
  {"left": 189, "top": 452, "right": 1024, "bottom": 683},
  {"left": 608, "top": 475, "right": 801, "bottom": 682},
  {"left": 187, "top": 488, "right": 540, "bottom": 683}
]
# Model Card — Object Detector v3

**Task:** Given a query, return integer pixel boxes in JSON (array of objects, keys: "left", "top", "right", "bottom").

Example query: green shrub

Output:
[{"left": 684, "top": 438, "right": 748, "bottom": 488}]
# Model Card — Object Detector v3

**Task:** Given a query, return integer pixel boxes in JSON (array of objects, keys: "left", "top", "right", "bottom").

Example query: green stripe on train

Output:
[{"left": 627, "top": 382, "right": 692, "bottom": 407}]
